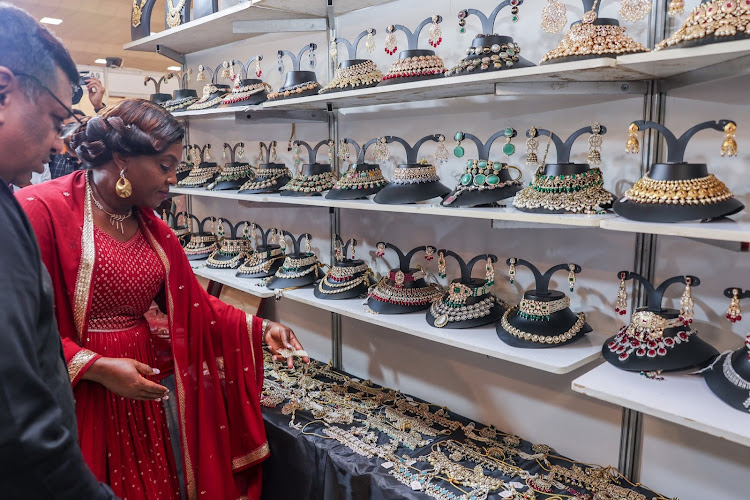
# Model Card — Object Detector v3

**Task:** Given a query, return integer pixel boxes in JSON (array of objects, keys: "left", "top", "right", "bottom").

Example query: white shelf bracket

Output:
[{"left": 156, "top": 44, "right": 185, "bottom": 64}]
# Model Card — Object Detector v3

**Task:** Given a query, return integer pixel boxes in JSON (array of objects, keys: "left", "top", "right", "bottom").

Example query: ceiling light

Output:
[
  {"left": 167, "top": 66, "right": 182, "bottom": 71},
  {"left": 94, "top": 58, "right": 107, "bottom": 64},
  {"left": 40, "top": 17, "right": 63, "bottom": 25}
]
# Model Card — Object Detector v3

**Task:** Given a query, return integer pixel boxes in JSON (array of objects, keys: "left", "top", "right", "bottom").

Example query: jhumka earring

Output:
[
  {"left": 541, "top": 0, "right": 567, "bottom": 33},
  {"left": 309, "top": 45, "right": 317, "bottom": 69},
  {"left": 205, "top": 145, "right": 212, "bottom": 161},
  {"left": 304, "top": 235, "right": 312, "bottom": 254},
  {"left": 568, "top": 264, "right": 576, "bottom": 292},
  {"left": 270, "top": 142, "right": 278, "bottom": 162},
  {"left": 588, "top": 123, "right": 603, "bottom": 165},
  {"left": 485, "top": 257, "right": 495, "bottom": 286},
  {"left": 503, "top": 127, "right": 515, "bottom": 156},
  {"left": 373, "top": 137, "right": 390, "bottom": 163},
  {"left": 376, "top": 242, "right": 386, "bottom": 257},
  {"left": 255, "top": 58, "right": 263, "bottom": 78},
  {"left": 338, "top": 139, "right": 350, "bottom": 162},
  {"left": 365, "top": 28, "right": 376, "bottom": 53},
  {"left": 424, "top": 246, "right": 434, "bottom": 261},
  {"left": 330, "top": 39, "right": 338, "bottom": 62},
  {"left": 116, "top": 169, "right": 133, "bottom": 198},
  {"left": 721, "top": 122, "right": 738, "bottom": 157},
  {"left": 385, "top": 25, "right": 397, "bottom": 55},
  {"left": 525, "top": 127, "right": 539, "bottom": 166},
  {"left": 615, "top": 272, "right": 628, "bottom": 316},
  {"left": 619, "top": 0, "right": 652, "bottom": 22},
  {"left": 221, "top": 60, "right": 231, "bottom": 79},
  {"left": 668, "top": 0, "right": 684, "bottom": 17},
  {"left": 680, "top": 277, "right": 695, "bottom": 326},
  {"left": 453, "top": 132, "right": 465, "bottom": 158},
  {"left": 428, "top": 15, "right": 442, "bottom": 48},
  {"left": 237, "top": 143, "right": 245, "bottom": 160},
  {"left": 625, "top": 123, "right": 640, "bottom": 154},
  {"left": 438, "top": 251, "right": 447, "bottom": 279},
  {"left": 327, "top": 140, "right": 335, "bottom": 165},
  {"left": 293, "top": 143, "right": 301, "bottom": 168},
  {"left": 508, "top": 257, "right": 516, "bottom": 284},
  {"left": 727, "top": 288, "right": 743, "bottom": 323},
  {"left": 196, "top": 64, "right": 206, "bottom": 82},
  {"left": 277, "top": 51, "right": 284, "bottom": 74},
  {"left": 434, "top": 135, "right": 449, "bottom": 165}
]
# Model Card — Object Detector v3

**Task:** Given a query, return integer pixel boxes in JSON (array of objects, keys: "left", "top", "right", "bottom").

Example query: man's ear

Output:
[{"left": 0, "top": 67, "right": 17, "bottom": 123}]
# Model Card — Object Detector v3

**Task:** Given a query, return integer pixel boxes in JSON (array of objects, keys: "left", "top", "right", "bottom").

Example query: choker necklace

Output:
[
  {"left": 502, "top": 307, "right": 586, "bottom": 344},
  {"left": 267, "top": 81, "right": 320, "bottom": 101},
  {"left": 513, "top": 167, "right": 613, "bottom": 214},
  {"left": 721, "top": 353, "right": 750, "bottom": 410},
  {"left": 391, "top": 165, "right": 440, "bottom": 185},
  {"left": 518, "top": 296, "right": 570, "bottom": 321},
  {"left": 184, "top": 235, "right": 217, "bottom": 257},
  {"left": 622, "top": 174, "right": 734, "bottom": 206},
  {"left": 369, "top": 277, "right": 443, "bottom": 306},
  {"left": 88, "top": 181, "right": 132, "bottom": 235},
  {"left": 431, "top": 295, "right": 498, "bottom": 328},
  {"left": 237, "top": 249, "right": 284, "bottom": 275},
  {"left": 333, "top": 166, "right": 388, "bottom": 191}
]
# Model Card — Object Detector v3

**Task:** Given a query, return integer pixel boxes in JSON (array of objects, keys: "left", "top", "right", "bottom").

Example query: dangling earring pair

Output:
[
  {"left": 327, "top": 140, "right": 335, "bottom": 165},
  {"left": 485, "top": 257, "right": 495, "bottom": 286},
  {"left": 338, "top": 139, "right": 351, "bottom": 163},
  {"left": 615, "top": 272, "right": 628, "bottom": 316},
  {"left": 721, "top": 122, "right": 738, "bottom": 157},
  {"left": 680, "top": 277, "right": 695, "bottom": 326},
  {"left": 384, "top": 25, "right": 397, "bottom": 55},
  {"left": 508, "top": 257, "right": 516, "bottom": 284}
]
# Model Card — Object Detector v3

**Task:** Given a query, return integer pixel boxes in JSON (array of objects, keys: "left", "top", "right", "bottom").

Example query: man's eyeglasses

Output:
[{"left": 13, "top": 72, "right": 85, "bottom": 137}]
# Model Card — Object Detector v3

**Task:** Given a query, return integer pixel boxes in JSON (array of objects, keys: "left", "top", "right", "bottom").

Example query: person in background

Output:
[
  {"left": 0, "top": 3, "right": 118, "bottom": 499},
  {"left": 49, "top": 109, "right": 85, "bottom": 179},
  {"left": 84, "top": 76, "right": 106, "bottom": 113}
]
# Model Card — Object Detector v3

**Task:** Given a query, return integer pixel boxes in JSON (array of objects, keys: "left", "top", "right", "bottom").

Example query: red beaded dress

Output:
[{"left": 73, "top": 225, "right": 180, "bottom": 500}]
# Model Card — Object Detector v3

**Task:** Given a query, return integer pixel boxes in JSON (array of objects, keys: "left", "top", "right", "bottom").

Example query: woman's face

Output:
[{"left": 121, "top": 141, "right": 182, "bottom": 208}]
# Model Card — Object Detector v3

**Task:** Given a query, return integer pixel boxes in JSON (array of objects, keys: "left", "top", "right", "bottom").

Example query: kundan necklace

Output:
[{"left": 88, "top": 179, "right": 132, "bottom": 234}]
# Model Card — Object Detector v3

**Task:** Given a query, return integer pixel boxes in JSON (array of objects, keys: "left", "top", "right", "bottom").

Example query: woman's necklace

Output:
[{"left": 87, "top": 180, "right": 132, "bottom": 235}]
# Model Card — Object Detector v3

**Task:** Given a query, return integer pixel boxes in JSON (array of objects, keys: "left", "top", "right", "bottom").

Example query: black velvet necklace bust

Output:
[
  {"left": 379, "top": 17, "right": 447, "bottom": 86},
  {"left": 183, "top": 216, "right": 218, "bottom": 261},
  {"left": 282, "top": 141, "right": 337, "bottom": 197},
  {"left": 235, "top": 226, "right": 285, "bottom": 279},
  {"left": 496, "top": 259, "right": 591, "bottom": 349},
  {"left": 207, "top": 143, "right": 253, "bottom": 191},
  {"left": 426, "top": 252, "right": 506, "bottom": 329},
  {"left": 442, "top": 129, "right": 523, "bottom": 208},
  {"left": 602, "top": 272, "right": 719, "bottom": 372},
  {"left": 206, "top": 220, "right": 254, "bottom": 270},
  {"left": 268, "top": 44, "right": 321, "bottom": 101},
  {"left": 614, "top": 120, "right": 744, "bottom": 223},
  {"left": 367, "top": 243, "right": 443, "bottom": 315},
  {"left": 315, "top": 236, "right": 373, "bottom": 300},
  {"left": 265, "top": 232, "right": 322, "bottom": 291},
  {"left": 322, "top": 29, "right": 383, "bottom": 94},
  {"left": 373, "top": 135, "right": 450, "bottom": 205},
  {"left": 327, "top": 138, "right": 389, "bottom": 200}
]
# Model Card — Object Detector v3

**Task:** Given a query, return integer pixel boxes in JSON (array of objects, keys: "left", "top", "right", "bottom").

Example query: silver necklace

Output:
[
  {"left": 88, "top": 183, "right": 132, "bottom": 234},
  {"left": 722, "top": 353, "right": 750, "bottom": 409}
]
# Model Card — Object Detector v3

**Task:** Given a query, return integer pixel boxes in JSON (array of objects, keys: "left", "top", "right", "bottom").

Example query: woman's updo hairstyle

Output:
[{"left": 70, "top": 98, "right": 184, "bottom": 168}]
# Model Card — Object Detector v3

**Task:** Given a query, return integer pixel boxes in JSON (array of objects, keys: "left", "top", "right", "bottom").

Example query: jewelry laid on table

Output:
[{"left": 501, "top": 308, "right": 587, "bottom": 344}]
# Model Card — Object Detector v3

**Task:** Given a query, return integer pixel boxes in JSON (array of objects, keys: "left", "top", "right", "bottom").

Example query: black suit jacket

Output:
[{"left": 0, "top": 182, "right": 117, "bottom": 499}]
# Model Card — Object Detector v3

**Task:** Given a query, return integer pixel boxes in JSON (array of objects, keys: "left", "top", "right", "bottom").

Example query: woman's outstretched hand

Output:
[
  {"left": 263, "top": 321, "right": 310, "bottom": 369},
  {"left": 84, "top": 357, "right": 169, "bottom": 401}
]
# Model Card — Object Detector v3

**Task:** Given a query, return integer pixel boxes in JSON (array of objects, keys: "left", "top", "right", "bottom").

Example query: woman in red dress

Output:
[{"left": 18, "top": 99, "right": 308, "bottom": 500}]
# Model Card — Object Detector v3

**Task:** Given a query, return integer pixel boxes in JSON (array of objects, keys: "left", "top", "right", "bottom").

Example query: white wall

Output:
[{"left": 182, "top": 1, "right": 750, "bottom": 499}]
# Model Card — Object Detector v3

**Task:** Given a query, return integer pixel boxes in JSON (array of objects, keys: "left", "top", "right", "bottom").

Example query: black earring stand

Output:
[
  {"left": 144, "top": 74, "right": 173, "bottom": 104},
  {"left": 281, "top": 140, "right": 335, "bottom": 197},
  {"left": 272, "top": 44, "right": 320, "bottom": 101},
  {"left": 315, "top": 235, "right": 374, "bottom": 300},
  {"left": 374, "top": 135, "right": 451, "bottom": 204},
  {"left": 613, "top": 120, "right": 744, "bottom": 222},
  {"left": 703, "top": 287, "right": 750, "bottom": 413},
  {"left": 515, "top": 125, "right": 615, "bottom": 214},
  {"left": 542, "top": 0, "right": 622, "bottom": 65},
  {"left": 223, "top": 56, "right": 269, "bottom": 106},
  {"left": 327, "top": 138, "right": 390, "bottom": 200},
  {"left": 164, "top": 71, "right": 198, "bottom": 107},
  {"left": 448, "top": 0, "right": 534, "bottom": 77},
  {"left": 602, "top": 272, "right": 718, "bottom": 371},
  {"left": 496, "top": 259, "right": 592, "bottom": 349},
  {"left": 665, "top": 0, "right": 748, "bottom": 50},
  {"left": 238, "top": 141, "right": 291, "bottom": 194},
  {"left": 208, "top": 143, "right": 253, "bottom": 191},
  {"left": 426, "top": 252, "right": 506, "bottom": 329},
  {"left": 323, "top": 29, "right": 381, "bottom": 94},
  {"left": 201, "top": 63, "right": 232, "bottom": 110},
  {"left": 367, "top": 243, "right": 440, "bottom": 315},
  {"left": 442, "top": 128, "right": 523, "bottom": 207},
  {"left": 170, "top": 210, "right": 192, "bottom": 246},
  {"left": 176, "top": 145, "right": 193, "bottom": 182},
  {"left": 191, "top": 0, "right": 217, "bottom": 21},
  {"left": 235, "top": 226, "right": 285, "bottom": 279},
  {"left": 131, "top": 0, "right": 160, "bottom": 41},
  {"left": 266, "top": 232, "right": 321, "bottom": 290},
  {"left": 207, "top": 220, "right": 254, "bottom": 269},
  {"left": 179, "top": 144, "right": 218, "bottom": 188},
  {"left": 378, "top": 16, "right": 445, "bottom": 86},
  {"left": 185, "top": 216, "right": 218, "bottom": 261}
]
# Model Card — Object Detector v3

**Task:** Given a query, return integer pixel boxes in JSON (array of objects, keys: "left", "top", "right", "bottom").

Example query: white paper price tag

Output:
[
  {"left": 381, "top": 461, "right": 394, "bottom": 469},
  {"left": 405, "top": 459, "right": 416, "bottom": 466},
  {"left": 509, "top": 482, "right": 525, "bottom": 489},
  {"left": 410, "top": 481, "right": 423, "bottom": 491},
  {"left": 500, "top": 491, "right": 514, "bottom": 498}
]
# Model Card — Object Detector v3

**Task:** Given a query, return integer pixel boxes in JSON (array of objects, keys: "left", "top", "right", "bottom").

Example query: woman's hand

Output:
[
  {"left": 83, "top": 357, "right": 169, "bottom": 401},
  {"left": 263, "top": 321, "right": 310, "bottom": 369}
]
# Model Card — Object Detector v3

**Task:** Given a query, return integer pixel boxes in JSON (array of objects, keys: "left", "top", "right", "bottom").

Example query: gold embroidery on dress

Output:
[
  {"left": 67, "top": 349, "right": 97, "bottom": 382},
  {"left": 246, "top": 313, "right": 257, "bottom": 384},
  {"left": 73, "top": 175, "right": 96, "bottom": 338},
  {"left": 231, "top": 442, "right": 270, "bottom": 471}
]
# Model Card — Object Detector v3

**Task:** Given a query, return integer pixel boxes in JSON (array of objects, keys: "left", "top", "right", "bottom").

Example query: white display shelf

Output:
[
  {"left": 190, "top": 264, "right": 607, "bottom": 374},
  {"left": 169, "top": 187, "right": 611, "bottom": 227},
  {"left": 124, "top": 0, "right": 394, "bottom": 55},
  {"left": 600, "top": 216, "right": 750, "bottom": 244},
  {"left": 171, "top": 105, "right": 327, "bottom": 123},
  {"left": 263, "top": 58, "right": 649, "bottom": 110},
  {"left": 172, "top": 106, "right": 259, "bottom": 119},
  {"left": 617, "top": 39, "right": 750, "bottom": 80},
  {"left": 572, "top": 362, "right": 750, "bottom": 447}
]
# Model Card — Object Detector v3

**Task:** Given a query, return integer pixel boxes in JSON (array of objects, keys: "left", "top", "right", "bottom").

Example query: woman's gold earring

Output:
[{"left": 116, "top": 170, "right": 132, "bottom": 198}]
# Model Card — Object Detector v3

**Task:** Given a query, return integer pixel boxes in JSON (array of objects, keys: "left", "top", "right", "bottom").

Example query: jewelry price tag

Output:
[
  {"left": 500, "top": 491, "right": 514, "bottom": 498},
  {"left": 509, "top": 482, "right": 525, "bottom": 489},
  {"left": 381, "top": 461, "right": 394, "bottom": 469},
  {"left": 410, "top": 481, "right": 423, "bottom": 491},
  {"left": 405, "top": 459, "right": 417, "bottom": 466}
]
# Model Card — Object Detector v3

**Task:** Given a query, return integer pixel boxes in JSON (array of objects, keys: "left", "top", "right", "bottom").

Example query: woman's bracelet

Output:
[{"left": 261, "top": 318, "right": 271, "bottom": 343}]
